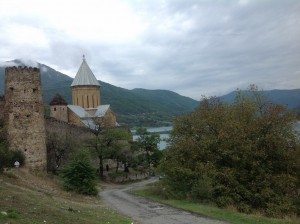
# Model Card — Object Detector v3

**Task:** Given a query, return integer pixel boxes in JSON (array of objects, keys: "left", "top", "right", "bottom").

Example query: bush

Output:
[
  {"left": 0, "top": 142, "right": 25, "bottom": 171},
  {"left": 60, "top": 150, "right": 98, "bottom": 196},
  {"left": 8, "top": 150, "right": 25, "bottom": 168}
]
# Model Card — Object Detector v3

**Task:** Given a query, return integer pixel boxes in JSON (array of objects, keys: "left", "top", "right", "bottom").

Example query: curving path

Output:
[{"left": 100, "top": 177, "right": 229, "bottom": 224}]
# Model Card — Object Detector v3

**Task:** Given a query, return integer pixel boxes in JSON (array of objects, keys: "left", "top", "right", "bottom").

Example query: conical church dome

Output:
[
  {"left": 71, "top": 56, "right": 101, "bottom": 108},
  {"left": 71, "top": 56, "right": 100, "bottom": 87}
]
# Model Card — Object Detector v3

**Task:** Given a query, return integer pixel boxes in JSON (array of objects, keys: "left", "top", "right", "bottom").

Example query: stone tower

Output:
[
  {"left": 71, "top": 56, "right": 101, "bottom": 109},
  {"left": 4, "top": 66, "right": 47, "bottom": 172},
  {"left": 49, "top": 94, "right": 68, "bottom": 122}
]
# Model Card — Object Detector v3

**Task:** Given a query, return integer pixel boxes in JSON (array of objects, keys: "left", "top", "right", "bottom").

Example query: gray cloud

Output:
[{"left": 0, "top": 0, "right": 300, "bottom": 100}]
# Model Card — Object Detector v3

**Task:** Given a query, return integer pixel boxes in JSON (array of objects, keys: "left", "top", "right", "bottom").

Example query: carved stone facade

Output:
[{"left": 4, "top": 67, "right": 47, "bottom": 171}]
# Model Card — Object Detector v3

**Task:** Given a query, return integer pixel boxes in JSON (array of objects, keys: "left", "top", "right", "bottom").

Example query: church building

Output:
[{"left": 49, "top": 56, "right": 117, "bottom": 129}]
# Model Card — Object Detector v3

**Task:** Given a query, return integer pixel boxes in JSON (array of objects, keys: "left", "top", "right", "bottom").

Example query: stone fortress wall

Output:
[
  {"left": 4, "top": 66, "right": 47, "bottom": 171},
  {"left": 1, "top": 65, "right": 115, "bottom": 172},
  {"left": 0, "top": 96, "right": 4, "bottom": 121},
  {"left": 45, "top": 117, "right": 94, "bottom": 171}
]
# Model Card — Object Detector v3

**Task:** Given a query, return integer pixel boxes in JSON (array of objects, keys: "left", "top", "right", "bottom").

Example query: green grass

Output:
[
  {"left": 132, "top": 187, "right": 300, "bottom": 224},
  {"left": 0, "top": 170, "right": 133, "bottom": 224}
]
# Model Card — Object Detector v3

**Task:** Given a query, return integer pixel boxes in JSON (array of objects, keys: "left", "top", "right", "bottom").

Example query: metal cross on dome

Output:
[{"left": 83, "top": 54, "right": 85, "bottom": 61}]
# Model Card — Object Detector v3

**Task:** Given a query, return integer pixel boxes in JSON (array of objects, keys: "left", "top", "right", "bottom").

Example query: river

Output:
[
  {"left": 132, "top": 126, "right": 172, "bottom": 150},
  {"left": 132, "top": 122, "right": 300, "bottom": 150}
]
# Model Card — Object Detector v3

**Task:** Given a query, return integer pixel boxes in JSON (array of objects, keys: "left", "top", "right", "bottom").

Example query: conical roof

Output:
[
  {"left": 71, "top": 56, "right": 100, "bottom": 87},
  {"left": 49, "top": 94, "right": 68, "bottom": 105}
]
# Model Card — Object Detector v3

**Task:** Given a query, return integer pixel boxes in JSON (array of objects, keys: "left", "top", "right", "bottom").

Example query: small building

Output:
[{"left": 50, "top": 56, "right": 117, "bottom": 129}]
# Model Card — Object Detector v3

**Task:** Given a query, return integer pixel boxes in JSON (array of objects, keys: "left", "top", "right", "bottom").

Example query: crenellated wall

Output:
[{"left": 4, "top": 66, "right": 47, "bottom": 172}]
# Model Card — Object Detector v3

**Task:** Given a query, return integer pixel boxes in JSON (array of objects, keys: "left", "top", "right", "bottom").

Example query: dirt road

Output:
[{"left": 100, "top": 177, "right": 229, "bottom": 224}]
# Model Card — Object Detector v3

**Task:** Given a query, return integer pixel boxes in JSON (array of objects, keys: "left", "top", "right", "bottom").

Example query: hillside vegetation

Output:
[
  {"left": 0, "top": 169, "right": 132, "bottom": 224},
  {"left": 159, "top": 87, "right": 300, "bottom": 218}
]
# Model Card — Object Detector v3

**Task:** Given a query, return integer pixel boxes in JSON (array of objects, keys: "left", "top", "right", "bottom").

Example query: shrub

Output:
[
  {"left": 0, "top": 143, "right": 25, "bottom": 171},
  {"left": 60, "top": 150, "right": 98, "bottom": 195}
]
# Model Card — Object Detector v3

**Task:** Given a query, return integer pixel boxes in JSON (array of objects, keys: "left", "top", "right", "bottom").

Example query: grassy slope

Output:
[
  {"left": 0, "top": 169, "right": 132, "bottom": 224},
  {"left": 132, "top": 186, "right": 300, "bottom": 224}
]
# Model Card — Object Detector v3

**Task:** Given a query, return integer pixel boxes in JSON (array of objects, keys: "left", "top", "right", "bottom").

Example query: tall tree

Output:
[
  {"left": 136, "top": 127, "right": 161, "bottom": 169},
  {"left": 88, "top": 125, "right": 131, "bottom": 177}
]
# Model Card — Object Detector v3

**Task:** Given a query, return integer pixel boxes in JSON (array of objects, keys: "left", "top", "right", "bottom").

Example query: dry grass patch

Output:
[{"left": 0, "top": 168, "right": 133, "bottom": 224}]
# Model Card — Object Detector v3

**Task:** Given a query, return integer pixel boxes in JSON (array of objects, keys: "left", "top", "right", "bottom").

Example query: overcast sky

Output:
[{"left": 0, "top": 0, "right": 300, "bottom": 100}]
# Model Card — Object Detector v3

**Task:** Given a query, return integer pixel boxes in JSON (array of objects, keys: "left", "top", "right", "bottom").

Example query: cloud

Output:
[
  {"left": 0, "top": 59, "right": 39, "bottom": 68},
  {"left": 0, "top": 0, "right": 300, "bottom": 99}
]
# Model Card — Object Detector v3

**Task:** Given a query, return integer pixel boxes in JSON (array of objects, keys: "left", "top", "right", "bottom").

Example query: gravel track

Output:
[{"left": 100, "top": 177, "right": 229, "bottom": 224}]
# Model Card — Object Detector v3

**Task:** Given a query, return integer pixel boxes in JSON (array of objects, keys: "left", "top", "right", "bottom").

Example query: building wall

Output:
[
  {"left": 4, "top": 66, "right": 47, "bottom": 172},
  {"left": 45, "top": 117, "right": 94, "bottom": 171},
  {"left": 67, "top": 108, "right": 85, "bottom": 127},
  {"left": 50, "top": 105, "right": 68, "bottom": 122},
  {"left": 71, "top": 86, "right": 100, "bottom": 108},
  {"left": 95, "top": 108, "right": 117, "bottom": 128}
]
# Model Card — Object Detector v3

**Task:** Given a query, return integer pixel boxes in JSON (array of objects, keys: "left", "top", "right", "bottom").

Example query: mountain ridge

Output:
[
  {"left": 0, "top": 60, "right": 199, "bottom": 127},
  {"left": 0, "top": 60, "right": 299, "bottom": 126}
]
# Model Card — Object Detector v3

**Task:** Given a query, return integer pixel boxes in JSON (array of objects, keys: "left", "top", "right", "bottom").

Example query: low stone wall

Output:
[{"left": 45, "top": 117, "right": 94, "bottom": 172}]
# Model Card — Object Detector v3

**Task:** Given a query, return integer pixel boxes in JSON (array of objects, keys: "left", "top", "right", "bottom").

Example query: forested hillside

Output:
[
  {"left": 221, "top": 89, "right": 300, "bottom": 109},
  {"left": 0, "top": 61, "right": 199, "bottom": 127},
  {"left": 1, "top": 60, "right": 299, "bottom": 126}
]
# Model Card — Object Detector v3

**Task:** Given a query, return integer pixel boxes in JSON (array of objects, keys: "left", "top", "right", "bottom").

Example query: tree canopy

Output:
[
  {"left": 135, "top": 127, "right": 162, "bottom": 169},
  {"left": 160, "top": 86, "right": 300, "bottom": 217}
]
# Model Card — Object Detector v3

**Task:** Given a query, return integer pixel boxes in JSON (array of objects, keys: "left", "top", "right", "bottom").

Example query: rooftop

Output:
[{"left": 71, "top": 56, "right": 100, "bottom": 87}]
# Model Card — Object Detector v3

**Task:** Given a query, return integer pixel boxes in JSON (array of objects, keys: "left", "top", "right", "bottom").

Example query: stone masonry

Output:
[{"left": 4, "top": 66, "right": 47, "bottom": 171}]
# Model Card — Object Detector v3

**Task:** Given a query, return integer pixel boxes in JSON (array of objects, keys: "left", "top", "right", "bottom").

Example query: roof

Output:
[
  {"left": 67, "top": 105, "right": 90, "bottom": 118},
  {"left": 49, "top": 94, "right": 68, "bottom": 105},
  {"left": 68, "top": 104, "right": 111, "bottom": 129},
  {"left": 71, "top": 56, "right": 100, "bottom": 87},
  {"left": 95, "top": 105, "right": 110, "bottom": 117}
]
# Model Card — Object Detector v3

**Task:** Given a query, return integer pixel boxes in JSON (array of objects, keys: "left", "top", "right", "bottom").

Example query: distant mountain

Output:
[
  {"left": 1, "top": 60, "right": 299, "bottom": 126},
  {"left": 0, "top": 60, "right": 199, "bottom": 127},
  {"left": 221, "top": 89, "right": 300, "bottom": 109}
]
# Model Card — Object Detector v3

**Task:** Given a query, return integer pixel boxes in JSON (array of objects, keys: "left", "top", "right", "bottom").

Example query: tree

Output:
[
  {"left": 46, "top": 132, "right": 75, "bottom": 172},
  {"left": 101, "top": 127, "right": 131, "bottom": 173},
  {"left": 160, "top": 86, "right": 300, "bottom": 217},
  {"left": 0, "top": 119, "right": 25, "bottom": 171},
  {"left": 60, "top": 150, "right": 97, "bottom": 195},
  {"left": 135, "top": 127, "right": 161, "bottom": 169},
  {"left": 88, "top": 125, "right": 131, "bottom": 177}
]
